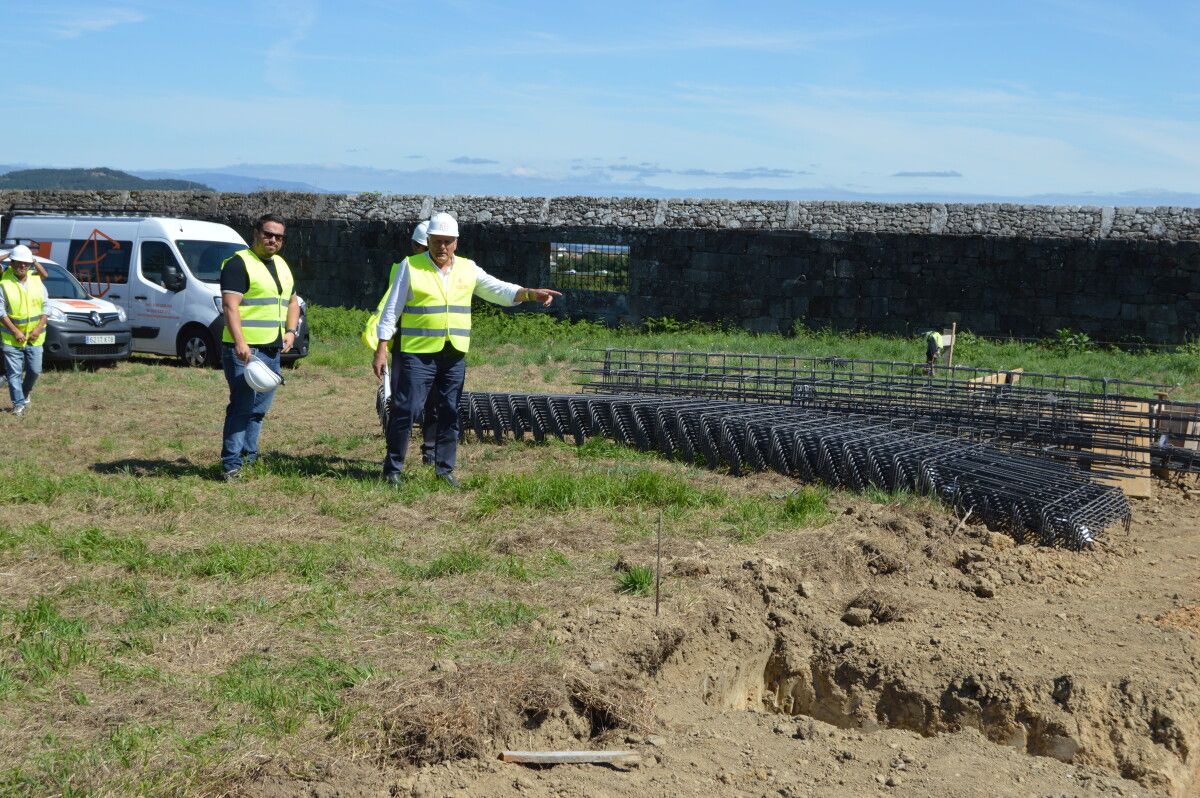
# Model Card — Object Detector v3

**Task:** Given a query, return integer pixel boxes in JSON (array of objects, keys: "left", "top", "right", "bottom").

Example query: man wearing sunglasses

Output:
[{"left": 218, "top": 214, "right": 300, "bottom": 481}]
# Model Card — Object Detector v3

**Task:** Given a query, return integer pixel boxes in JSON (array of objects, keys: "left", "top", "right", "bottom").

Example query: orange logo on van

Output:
[{"left": 71, "top": 229, "right": 125, "bottom": 297}]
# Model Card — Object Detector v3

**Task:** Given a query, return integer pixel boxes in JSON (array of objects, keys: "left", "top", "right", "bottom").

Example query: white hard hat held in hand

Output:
[
  {"left": 8, "top": 244, "right": 34, "bottom": 263},
  {"left": 244, "top": 357, "right": 282, "bottom": 393},
  {"left": 426, "top": 212, "right": 459, "bottom": 238}
]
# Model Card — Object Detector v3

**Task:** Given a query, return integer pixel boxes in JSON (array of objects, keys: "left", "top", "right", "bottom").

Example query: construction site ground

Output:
[{"left": 0, "top": 347, "right": 1197, "bottom": 798}]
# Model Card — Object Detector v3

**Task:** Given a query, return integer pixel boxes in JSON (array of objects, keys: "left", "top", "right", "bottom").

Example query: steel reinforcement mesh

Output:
[
  {"left": 574, "top": 349, "right": 1200, "bottom": 474},
  {"left": 458, "top": 391, "right": 1131, "bottom": 549}
]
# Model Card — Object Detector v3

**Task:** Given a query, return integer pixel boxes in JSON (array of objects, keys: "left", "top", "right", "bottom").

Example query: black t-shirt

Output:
[
  {"left": 220, "top": 251, "right": 295, "bottom": 347},
  {"left": 220, "top": 252, "right": 294, "bottom": 296}
]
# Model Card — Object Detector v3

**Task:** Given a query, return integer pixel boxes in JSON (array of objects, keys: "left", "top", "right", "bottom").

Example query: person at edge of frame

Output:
[
  {"left": 218, "top": 214, "right": 300, "bottom": 482},
  {"left": 364, "top": 220, "right": 440, "bottom": 463},
  {"left": 371, "top": 211, "right": 562, "bottom": 488},
  {"left": 0, "top": 246, "right": 48, "bottom": 418}
]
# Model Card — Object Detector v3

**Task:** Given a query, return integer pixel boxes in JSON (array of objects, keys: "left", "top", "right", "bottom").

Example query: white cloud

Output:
[
  {"left": 263, "top": 0, "right": 318, "bottom": 92},
  {"left": 43, "top": 7, "right": 145, "bottom": 39}
]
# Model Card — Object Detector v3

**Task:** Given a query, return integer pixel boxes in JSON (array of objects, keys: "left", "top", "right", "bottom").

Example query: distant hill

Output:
[
  {"left": 0, "top": 167, "right": 213, "bottom": 191},
  {"left": 134, "top": 169, "right": 333, "bottom": 193}
]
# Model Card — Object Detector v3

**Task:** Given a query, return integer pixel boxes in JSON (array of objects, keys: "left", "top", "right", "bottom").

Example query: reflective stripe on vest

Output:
[
  {"left": 398, "top": 253, "right": 477, "bottom": 354},
  {"left": 0, "top": 273, "right": 46, "bottom": 347},
  {"left": 221, "top": 250, "right": 294, "bottom": 345}
]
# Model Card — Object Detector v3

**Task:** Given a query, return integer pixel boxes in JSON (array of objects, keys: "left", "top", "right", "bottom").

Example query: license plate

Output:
[{"left": 85, "top": 335, "right": 116, "bottom": 345}]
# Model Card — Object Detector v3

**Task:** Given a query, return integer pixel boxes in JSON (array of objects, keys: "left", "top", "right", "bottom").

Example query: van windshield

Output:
[
  {"left": 175, "top": 240, "right": 246, "bottom": 283},
  {"left": 42, "top": 263, "right": 90, "bottom": 300}
]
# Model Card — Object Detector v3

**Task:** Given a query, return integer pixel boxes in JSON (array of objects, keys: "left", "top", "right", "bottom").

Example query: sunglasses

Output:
[{"left": 258, "top": 231, "right": 286, "bottom": 241}]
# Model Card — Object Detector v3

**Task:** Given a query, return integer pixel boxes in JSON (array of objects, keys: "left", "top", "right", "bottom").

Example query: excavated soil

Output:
[{"left": 237, "top": 483, "right": 1200, "bottom": 798}]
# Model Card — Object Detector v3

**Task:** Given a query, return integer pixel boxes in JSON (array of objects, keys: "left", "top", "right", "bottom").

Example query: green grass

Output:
[
  {"left": 415, "top": 546, "right": 487, "bottom": 579},
  {"left": 615, "top": 565, "right": 655, "bottom": 596},
  {"left": 474, "top": 465, "right": 727, "bottom": 514},
  {"left": 0, "top": 472, "right": 197, "bottom": 512},
  {"left": 718, "top": 487, "right": 832, "bottom": 542},
  {"left": 862, "top": 485, "right": 930, "bottom": 508},
  {"left": 214, "top": 653, "right": 373, "bottom": 737},
  {"left": 420, "top": 599, "right": 540, "bottom": 644},
  {"left": 0, "top": 597, "right": 94, "bottom": 696}
]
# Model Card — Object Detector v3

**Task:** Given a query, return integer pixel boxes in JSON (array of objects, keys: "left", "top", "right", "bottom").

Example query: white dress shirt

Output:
[{"left": 375, "top": 255, "right": 521, "bottom": 343}]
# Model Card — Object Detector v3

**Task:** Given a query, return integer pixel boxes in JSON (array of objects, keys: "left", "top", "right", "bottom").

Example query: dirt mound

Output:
[{"left": 236, "top": 485, "right": 1200, "bottom": 797}]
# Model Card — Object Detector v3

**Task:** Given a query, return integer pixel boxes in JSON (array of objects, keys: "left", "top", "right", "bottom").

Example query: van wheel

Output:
[{"left": 179, "top": 327, "right": 218, "bottom": 368}]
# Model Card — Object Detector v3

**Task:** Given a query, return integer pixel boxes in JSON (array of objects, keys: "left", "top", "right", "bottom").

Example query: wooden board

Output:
[
  {"left": 1082, "top": 400, "right": 1153, "bottom": 499},
  {"left": 500, "top": 750, "right": 641, "bottom": 766},
  {"left": 1155, "top": 397, "right": 1200, "bottom": 451},
  {"left": 967, "top": 367, "right": 1024, "bottom": 386}
]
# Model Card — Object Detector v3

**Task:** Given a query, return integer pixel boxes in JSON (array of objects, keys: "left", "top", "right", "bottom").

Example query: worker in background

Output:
[
  {"left": 0, "top": 246, "right": 48, "bottom": 417},
  {"left": 364, "top": 220, "right": 440, "bottom": 463},
  {"left": 372, "top": 212, "right": 562, "bottom": 487},
  {"left": 219, "top": 214, "right": 301, "bottom": 481},
  {"left": 925, "top": 330, "right": 944, "bottom": 372}
]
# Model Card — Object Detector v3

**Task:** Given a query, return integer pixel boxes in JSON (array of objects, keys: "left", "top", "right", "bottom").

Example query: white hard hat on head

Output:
[
  {"left": 8, "top": 245, "right": 34, "bottom": 263},
  {"left": 244, "top": 357, "right": 282, "bottom": 393},
  {"left": 426, "top": 212, "right": 459, "bottom": 238},
  {"left": 412, "top": 220, "right": 430, "bottom": 245}
]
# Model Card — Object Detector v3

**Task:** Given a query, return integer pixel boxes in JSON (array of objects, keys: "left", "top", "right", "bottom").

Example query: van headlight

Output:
[
  {"left": 116, "top": 307, "right": 127, "bottom": 322},
  {"left": 47, "top": 306, "right": 67, "bottom": 323},
  {"left": 213, "top": 296, "right": 223, "bottom": 313}
]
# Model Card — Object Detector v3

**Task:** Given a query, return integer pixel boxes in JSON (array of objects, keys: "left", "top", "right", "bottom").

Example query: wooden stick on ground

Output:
[{"left": 500, "top": 750, "right": 642, "bottom": 765}]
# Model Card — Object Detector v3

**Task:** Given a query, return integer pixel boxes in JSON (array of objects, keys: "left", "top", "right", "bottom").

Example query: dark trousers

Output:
[
  {"left": 418, "top": 395, "right": 438, "bottom": 464},
  {"left": 383, "top": 344, "right": 465, "bottom": 476},
  {"left": 221, "top": 345, "right": 281, "bottom": 472}
]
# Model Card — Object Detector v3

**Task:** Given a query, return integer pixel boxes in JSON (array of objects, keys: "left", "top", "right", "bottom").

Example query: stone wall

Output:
[{"left": 3, "top": 190, "right": 1198, "bottom": 342}]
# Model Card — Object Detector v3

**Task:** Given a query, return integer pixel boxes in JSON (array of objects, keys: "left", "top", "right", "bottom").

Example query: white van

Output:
[{"left": 2, "top": 211, "right": 309, "bottom": 367}]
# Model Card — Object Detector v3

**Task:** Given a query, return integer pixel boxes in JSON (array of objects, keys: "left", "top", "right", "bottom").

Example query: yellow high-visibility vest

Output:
[
  {"left": 397, "top": 253, "right": 477, "bottom": 354},
  {"left": 221, "top": 250, "right": 294, "bottom": 346},
  {"left": 362, "top": 261, "right": 403, "bottom": 351},
  {"left": 0, "top": 272, "right": 46, "bottom": 347}
]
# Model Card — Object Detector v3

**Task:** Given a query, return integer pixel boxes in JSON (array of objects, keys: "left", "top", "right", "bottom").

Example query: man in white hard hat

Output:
[
  {"left": 373, "top": 212, "right": 562, "bottom": 487},
  {"left": 0, "top": 246, "right": 48, "bottom": 278},
  {"left": 218, "top": 214, "right": 300, "bottom": 481},
  {"left": 0, "top": 246, "right": 49, "bottom": 417},
  {"left": 365, "top": 220, "right": 440, "bottom": 461}
]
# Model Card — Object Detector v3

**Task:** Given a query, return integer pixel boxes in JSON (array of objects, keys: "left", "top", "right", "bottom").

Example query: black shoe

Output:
[
  {"left": 437, "top": 473, "right": 462, "bottom": 490},
  {"left": 222, "top": 468, "right": 242, "bottom": 483},
  {"left": 384, "top": 472, "right": 405, "bottom": 486}
]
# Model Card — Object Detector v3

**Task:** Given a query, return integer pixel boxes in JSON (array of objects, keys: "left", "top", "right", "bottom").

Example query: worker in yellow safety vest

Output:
[
  {"left": 218, "top": 214, "right": 301, "bottom": 481},
  {"left": 371, "top": 212, "right": 562, "bottom": 487},
  {"left": 0, "top": 246, "right": 48, "bottom": 418},
  {"left": 364, "top": 220, "right": 441, "bottom": 462},
  {"left": 925, "top": 330, "right": 943, "bottom": 367}
]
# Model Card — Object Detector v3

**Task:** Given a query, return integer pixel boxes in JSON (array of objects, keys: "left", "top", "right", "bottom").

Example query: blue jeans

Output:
[
  {"left": 384, "top": 345, "right": 465, "bottom": 476},
  {"left": 221, "top": 345, "right": 281, "bottom": 472},
  {"left": 2, "top": 344, "right": 42, "bottom": 407}
]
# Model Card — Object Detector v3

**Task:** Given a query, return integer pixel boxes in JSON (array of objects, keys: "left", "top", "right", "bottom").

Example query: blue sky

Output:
[{"left": 6, "top": 0, "right": 1199, "bottom": 198}]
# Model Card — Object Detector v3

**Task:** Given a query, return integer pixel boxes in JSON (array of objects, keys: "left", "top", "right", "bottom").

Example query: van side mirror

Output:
[{"left": 162, "top": 263, "right": 186, "bottom": 292}]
